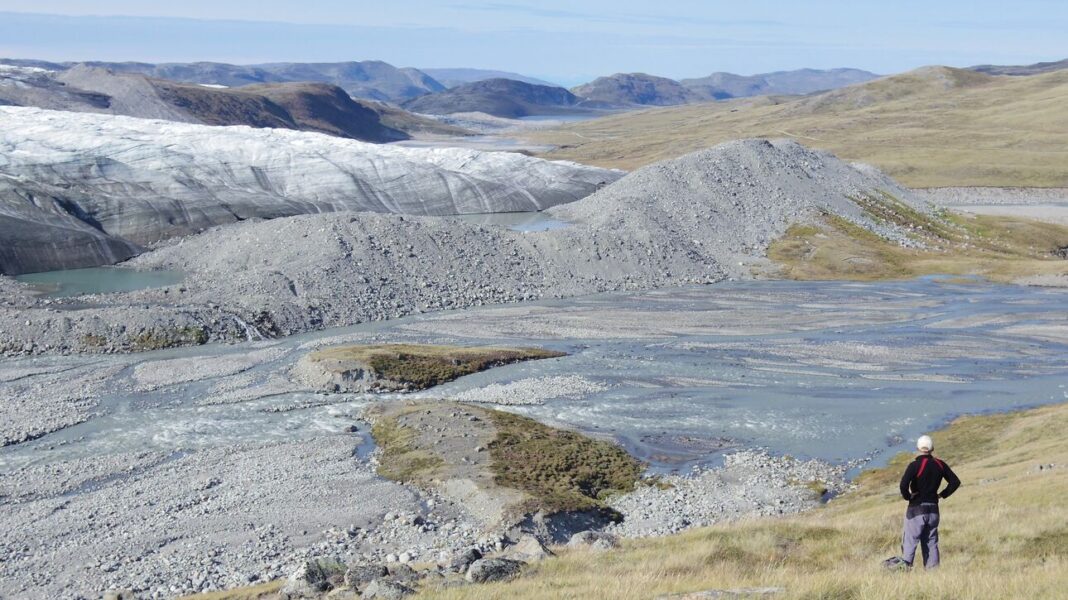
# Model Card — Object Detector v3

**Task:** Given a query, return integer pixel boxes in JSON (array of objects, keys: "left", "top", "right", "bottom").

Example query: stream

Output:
[{"left": 3, "top": 277, "right": 1067, "bottom": 475}]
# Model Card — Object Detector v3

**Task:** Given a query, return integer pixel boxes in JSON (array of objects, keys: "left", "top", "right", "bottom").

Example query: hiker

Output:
[{"left": 898, "top": 434, "right": 961, "bottom": 569}]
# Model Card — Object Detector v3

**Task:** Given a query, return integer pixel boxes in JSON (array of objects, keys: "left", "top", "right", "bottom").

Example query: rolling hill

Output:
[
  {"left": 571, "top": 72, "right": 704, "bottom": 107},
  {"left": 401, "top": 78, "right": 585, "bottom": 118},
  {"left": 531, "top": 66, "right": 1068, "bottom": 188},
  {"left": 680, "top": 67, "right": 878, "bottom": 99}
]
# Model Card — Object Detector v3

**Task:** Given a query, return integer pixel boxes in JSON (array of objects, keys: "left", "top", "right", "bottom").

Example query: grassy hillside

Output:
[
  {"left": 420, "top": 401, "right": 1068, "bottom": 599},
  {"left": 530, "top": 67, "right": 1068, "bottom": 188},
  {"left": 765, "top": 194, "right": 1068, "bottom": 283}
]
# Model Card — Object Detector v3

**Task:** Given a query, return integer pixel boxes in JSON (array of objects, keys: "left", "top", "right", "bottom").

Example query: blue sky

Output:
[{"left": 0, "top": 1, "right": 1065, "bottom": 85}]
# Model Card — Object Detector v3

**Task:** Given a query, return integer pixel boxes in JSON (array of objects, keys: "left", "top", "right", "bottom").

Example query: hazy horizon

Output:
[{"left": 0, "top": 2, "right": 1066, "bottom": 86}]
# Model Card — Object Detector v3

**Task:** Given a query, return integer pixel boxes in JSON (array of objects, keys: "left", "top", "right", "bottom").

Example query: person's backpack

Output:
[{"left": 882, "top": 556, "right": 911, "bottom": 571}]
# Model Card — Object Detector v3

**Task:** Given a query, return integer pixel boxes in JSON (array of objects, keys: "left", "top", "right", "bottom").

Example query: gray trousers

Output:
[{"left": 902, "top": 504, "right": 940, "bottom": 568}]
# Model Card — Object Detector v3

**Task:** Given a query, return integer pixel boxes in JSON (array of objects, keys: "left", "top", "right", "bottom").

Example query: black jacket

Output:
[{"left": 900, "top": 454, "right": 961, "bottom": 507}]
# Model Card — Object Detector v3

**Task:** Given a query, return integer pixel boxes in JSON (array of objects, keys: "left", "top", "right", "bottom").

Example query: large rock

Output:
[
  {"left": 280, "top": 557, "right": 347, "bottom": 598},
  {"left": 514, "top": 508, "right": 622, "bottom": 544},
  {"left": 503, "top": 534, "right": 554, "bottom": 562},
  {"left": 343, "top": 564, "right": 388, "bottom": 590},
  {"left": 465, "top": 558, "right": 525, "bottom": 583},
  {"left": 448, "top": 547, "right": 483, "bottom": 574},
  {"left": 567, "top": 530, "right": 621, "bottom": 550},
  {"left": 361, "top": 579, "right": 415, "bottom": 599},
  {"left": 0, "top": 106, "right": 620, "bottom": 275}
]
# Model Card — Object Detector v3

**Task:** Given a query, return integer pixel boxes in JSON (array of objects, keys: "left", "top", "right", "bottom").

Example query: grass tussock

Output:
[
  {"left": 486, "top": 410, "right": 644, "bottom": 513},
  {"left": 309, "top": 343, "right": 565, "bottom": 389},
  {"left": 768, "top": 196, "right": 1068, "bottom": 282},
  {"left": 369, "top": 409, "right": 444, "bottom": 483},
  {"left": 417, "top": 401, "right": 1068, "bottom": 600}
]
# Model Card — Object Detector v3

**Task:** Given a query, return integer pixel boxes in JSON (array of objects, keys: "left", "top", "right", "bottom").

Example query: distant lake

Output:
[{"left": 16, "top": 267, "right": 185, "bottom": 298}]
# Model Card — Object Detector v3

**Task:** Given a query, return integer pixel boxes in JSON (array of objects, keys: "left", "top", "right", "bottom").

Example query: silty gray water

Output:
[
  {"left": 2, "top": 278, "right": 1067, "bottom": 476},
  {"left": 14, "top": 266, "right": 185, "bottom": 297}
]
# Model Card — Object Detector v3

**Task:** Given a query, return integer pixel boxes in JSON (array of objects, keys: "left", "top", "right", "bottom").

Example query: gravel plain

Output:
[{"left": 607, "top": 450, "right": 854, "bottom": 538}]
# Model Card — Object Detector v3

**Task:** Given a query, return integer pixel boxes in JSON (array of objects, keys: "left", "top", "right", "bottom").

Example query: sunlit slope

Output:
[
  {"left": 422, "top": 401, "right": 1068, "bottom": 600},
  {"left": 531, "top": 67, "right": 1068, "bottom": 188}
]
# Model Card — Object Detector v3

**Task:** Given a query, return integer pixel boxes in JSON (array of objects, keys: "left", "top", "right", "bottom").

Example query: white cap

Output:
[{"left": 917, "top": 435, "right": 933, "bottom": 452}]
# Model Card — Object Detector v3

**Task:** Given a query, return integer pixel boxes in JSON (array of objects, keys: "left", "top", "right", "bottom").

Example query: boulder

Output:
[
  {"left": 465, "top": 558, "right": 525, "bottom": 584},
  {"left": 361, "top": 579, "right": 415, "bottom": 599},
  {"left": 567, "top": 530, "right": 621, "bottom": 550},
  {"left": 503, "top": 534, "right": 554, "bottom": 562},
  {"left": 344, "top": 564, "right": 388, "bottom": 590},
  {"left": 280, "top": 557, "right": 347, "bottom": 598},
  {"left": 448, "top": 547, "right": 482, "bottom": 573},
  {"left": 513, "top": 508, "right": 621, "bottom": 544}
]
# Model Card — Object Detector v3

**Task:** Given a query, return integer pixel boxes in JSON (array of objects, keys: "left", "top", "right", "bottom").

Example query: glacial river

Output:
[{"left": 3, "top": 278, "right": 1067, "bottom": 475}]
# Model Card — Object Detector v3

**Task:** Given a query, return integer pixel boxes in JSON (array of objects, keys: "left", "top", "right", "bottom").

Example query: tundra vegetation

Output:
[
  {"left": 307, "top": 344, "right": 566, "bottom": 390},
  {"left": 768, "top": 192, "right": 1068, "bottom": 282},
  {"left": 530, "top": 67, "right": 1068, "bottom": 188},
  {"left": 369, "top": 402, "right": 643, "bottom": 514},
  {"left": 414, "top": 401, "right": 1068, "bottom": 600}
]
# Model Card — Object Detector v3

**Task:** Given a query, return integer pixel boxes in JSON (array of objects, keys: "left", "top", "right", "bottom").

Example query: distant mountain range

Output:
[
  {"left": 400, "top": 68, "right": 881, "bottom": 118},
  {"left": 0, "top": 59, "right": 445, "bottom": 103},
  {"left": 968, "top": 58, "right": 1068, "bottom": 76},
  {"left": 575, "top": 69, "right": 880, "bottom": 107},
  {"left": 0, "top": 64, "right": 417, "bottom": 142}
]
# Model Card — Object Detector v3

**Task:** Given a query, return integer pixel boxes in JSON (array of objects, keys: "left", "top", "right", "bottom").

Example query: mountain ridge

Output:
[{"left": 402, "top": 78, "right": 587, "bottom": 118}]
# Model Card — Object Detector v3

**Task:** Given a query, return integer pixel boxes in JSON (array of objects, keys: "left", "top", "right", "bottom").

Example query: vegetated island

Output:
[{"left": 293, "top": 344, "right": 566, "bottom": 393}]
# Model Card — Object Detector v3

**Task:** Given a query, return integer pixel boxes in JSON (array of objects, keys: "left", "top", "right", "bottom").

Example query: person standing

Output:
[{"left": 898, "top": 434, "right": 961, "bottom": 569}]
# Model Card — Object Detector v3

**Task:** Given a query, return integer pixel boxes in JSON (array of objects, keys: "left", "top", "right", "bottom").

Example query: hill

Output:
[
  {"left": 401, "top": 78, "right": 584, "bottom": 118},
  {"left": 420, "top": 68, "right": 555, "bottom": 88},
  {"left": 970, "top": 57, "right": 1068, "bottom": 76},
  {"left": 681, "top": 67, "right": 879, "bottom": 99},
  {"left": 531, "top": 66, "right": 1068, "bottom": 187},
  {"left": 0, "top": 58, "right": 445, "bottom": 103},
  {"left": 571, "top": 72, "right": 704, "bottom": 107},
  {"left": 0, "top": 65, "right": 409, "bottom": 142}
]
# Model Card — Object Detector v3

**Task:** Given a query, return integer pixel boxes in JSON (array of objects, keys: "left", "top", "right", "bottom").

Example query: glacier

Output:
[{"left": 0, "top": 107, "right": 620, "bottom": 275}]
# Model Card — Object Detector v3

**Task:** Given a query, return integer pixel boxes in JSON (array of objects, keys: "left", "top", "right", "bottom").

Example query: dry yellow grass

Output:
[
  {"left": 529, "top": 67, "right": 1068, "bottom": 188},
  {"left": 418, "top": 401, "right": 1068, "bottom": 600},
  {"left": 767, "top": 208, "right": 1068, "bottom": 283}
]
